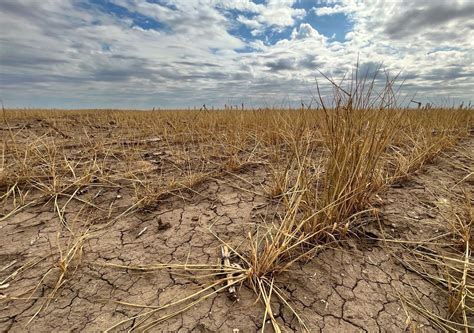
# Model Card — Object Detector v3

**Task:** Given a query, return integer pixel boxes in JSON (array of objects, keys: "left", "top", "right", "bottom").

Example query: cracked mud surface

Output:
[{"left": 1, "top": 128, "right": 472, "bottom": 332}]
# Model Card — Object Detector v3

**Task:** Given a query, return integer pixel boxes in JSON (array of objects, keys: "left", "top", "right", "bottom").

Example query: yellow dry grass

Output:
[{"left": 1, "top": 72, "right": 472, "bottom": 331}]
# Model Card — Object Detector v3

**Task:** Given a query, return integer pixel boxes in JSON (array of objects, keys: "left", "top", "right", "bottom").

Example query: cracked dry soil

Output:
[{"left": 1, "top": 135, "right": 472, "bottom": 332}]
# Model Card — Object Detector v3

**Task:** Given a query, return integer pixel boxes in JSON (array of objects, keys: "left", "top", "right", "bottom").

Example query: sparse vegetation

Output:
[{"left": 0, "top": 72, "right": 472, "bottom": 331}]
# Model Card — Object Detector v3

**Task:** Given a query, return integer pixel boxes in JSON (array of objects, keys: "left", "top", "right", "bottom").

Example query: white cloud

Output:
[
  {"left": 216, "top": 0, "right": 263, "bottom": 13},
  {"left": 256, "top": 0, "right": 306, "bottom": 28},
  {"left": 291, "top": 23, "right": 326, "bottom": 41},
  {"left": 313, "top": 4, "right": 350, "bottom": 16},
  {"left": 237, "top": 15, "right": 262, "bottom": 30}
]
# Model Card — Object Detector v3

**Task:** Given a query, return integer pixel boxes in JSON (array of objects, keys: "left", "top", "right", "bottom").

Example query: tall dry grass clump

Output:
[{"left": 311, "top": 69, "right": 399, "bottom": 235}]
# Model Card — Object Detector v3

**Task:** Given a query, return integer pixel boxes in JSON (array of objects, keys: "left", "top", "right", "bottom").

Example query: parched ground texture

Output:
[{"left": 0, "top": 116, "right": 472, "bottom": 332}]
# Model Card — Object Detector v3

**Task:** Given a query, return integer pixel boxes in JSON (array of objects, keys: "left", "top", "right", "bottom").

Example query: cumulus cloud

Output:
[
  {"left": 254, "top": 0, "right": 306, "bottom": 29},
  {"left": 313, "top": 4, "right": 350, "bottom": 16},
  {"left": 0, "top": 0, "right": 472, "bottom": 108},
  {"left": 237, "top": 15, "right": 263, "bottom": 30},
  {"left": 291, "top": 23, "right": 326, "bottom": 41}
]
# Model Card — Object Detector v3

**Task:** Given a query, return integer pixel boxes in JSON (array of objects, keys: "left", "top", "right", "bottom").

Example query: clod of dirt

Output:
[{"left": 157, "top": 218, "right": 171, "bottom": 231}]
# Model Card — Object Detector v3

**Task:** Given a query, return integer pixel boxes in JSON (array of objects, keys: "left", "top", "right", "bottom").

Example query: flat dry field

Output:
[{"left": 0, "top": 108, "right": 472, "bottom": 332}]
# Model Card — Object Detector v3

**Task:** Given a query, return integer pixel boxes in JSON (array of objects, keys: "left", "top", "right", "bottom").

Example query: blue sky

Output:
[{"left": 0, "top": 0, "right": 473, "bottom": 108}]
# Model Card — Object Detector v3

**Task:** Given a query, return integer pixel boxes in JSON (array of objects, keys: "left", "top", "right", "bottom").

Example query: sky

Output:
[{"left": 0, "top": 0, "right": 473, "bottom": 109}]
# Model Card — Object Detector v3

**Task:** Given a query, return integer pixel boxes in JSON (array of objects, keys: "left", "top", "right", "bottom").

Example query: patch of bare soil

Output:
[{"left": 1, "top": 133, "right": 472, "bottom": 332}]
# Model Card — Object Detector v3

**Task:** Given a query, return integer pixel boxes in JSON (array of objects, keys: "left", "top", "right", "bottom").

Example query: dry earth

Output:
[{"left": 0, "top": 121, "right": 472, "bottom": 332}]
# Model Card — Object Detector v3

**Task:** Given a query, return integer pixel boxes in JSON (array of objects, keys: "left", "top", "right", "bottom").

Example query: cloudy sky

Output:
[{"left": 0, "top": 0, "right": 473, "bottom": 108}]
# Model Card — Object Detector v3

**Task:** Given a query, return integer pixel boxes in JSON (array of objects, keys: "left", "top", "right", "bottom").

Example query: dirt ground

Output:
[{"left": 0, "top": 120, "right": 472, "bottom": 332}]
